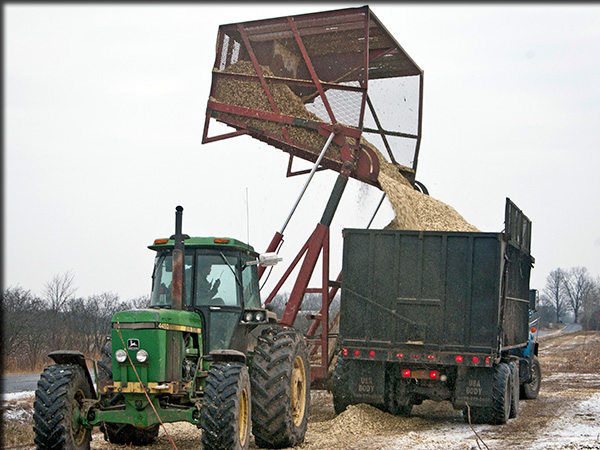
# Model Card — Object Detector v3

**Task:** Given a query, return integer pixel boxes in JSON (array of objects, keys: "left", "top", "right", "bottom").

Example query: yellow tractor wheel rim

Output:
[
  {"left": 239, "top": 387, "right": 249, "bottom": 446},
  {"left": 291, "top": 355, "right": 307, "bottom": 426}
]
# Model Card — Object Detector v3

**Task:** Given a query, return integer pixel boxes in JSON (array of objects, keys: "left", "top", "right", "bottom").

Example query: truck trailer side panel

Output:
[{"left": 340, "top": 230, "right": 530, "bottom": 354}]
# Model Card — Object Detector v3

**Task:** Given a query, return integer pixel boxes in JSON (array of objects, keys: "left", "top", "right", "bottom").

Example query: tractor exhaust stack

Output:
[{"left": 171, "top": 205, "right": 185, "bottom": 310}]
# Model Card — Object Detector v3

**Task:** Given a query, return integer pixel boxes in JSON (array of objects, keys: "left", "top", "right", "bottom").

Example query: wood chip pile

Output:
[
  {"left": 213, "top": 60, "right": 478, "bottom": 232},
  {"left": 213, "top": 61, "right": 348, "bottom": 164}
]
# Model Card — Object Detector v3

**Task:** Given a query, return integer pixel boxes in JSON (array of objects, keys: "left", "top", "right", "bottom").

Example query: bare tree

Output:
[
  {"left": 563, "top": 266, "right": 593, "bottom": 324},
  {"left": 127, "top": 295, "right": 151, "bottom": 309},
  {"left": 581, "top": 277, "right": 600, "bottom": 330},
  {"left": 43, "top": 271, "right": 78, "bottom": 350},
  {"left": 2, "top": 286, "right": 39, "bottom": 357},
  {"left": 541, "top": 268, "right": 568, "bottom": 323}
]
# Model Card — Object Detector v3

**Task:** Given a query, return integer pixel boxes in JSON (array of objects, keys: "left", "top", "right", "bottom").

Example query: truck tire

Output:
[
  {"left": 508, "top": 361, "right": 519, "bottom": 419},
  {"left": 97, "top": 342, "right": 160, "bottom": 446},
  {"left": 490, "top": 363, "right": 512, "bottom": 425},
  {"left": 33, "top": 364, "right": 93, "bottom": 450},
  {"left": 250, "top": 326, "right": 310, "bottom": 448},
  {"left": 463, "top": 363, "right": 512, "bottom": 425},
  {"left": 331, "top": 354, "right": 353, "bottom": 414},
  {"left": 201, "top": 362, "right": 251, "bottom": 450},
  {"left": 385, "top": 369, "right": 413, "bottom": 416},
  {"left": 520, "top": 356, "right": 541, "bottom": 399}
]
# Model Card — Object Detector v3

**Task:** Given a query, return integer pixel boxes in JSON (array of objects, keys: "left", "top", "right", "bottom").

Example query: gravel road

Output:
[{"left": 3, "top": 331, "right": 599, "bottom": 450}]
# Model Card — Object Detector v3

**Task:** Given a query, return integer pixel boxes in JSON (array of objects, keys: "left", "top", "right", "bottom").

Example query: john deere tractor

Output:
[{"left": 33, "top": 206, "right": 310, "bottom": 450}]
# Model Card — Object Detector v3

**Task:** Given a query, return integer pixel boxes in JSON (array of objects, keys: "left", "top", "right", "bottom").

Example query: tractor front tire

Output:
[
  {"left": 33, "top": 364, "right": 93, "bottom": 450},
  {"left": 251, "top": 326, "right": 310, "bottom": 449},
  {"left": 201, "top": 362, "right": 251, "bottom": 450},
  {"left": 97, "top": 341, "right": 160, "bottom": 446}
]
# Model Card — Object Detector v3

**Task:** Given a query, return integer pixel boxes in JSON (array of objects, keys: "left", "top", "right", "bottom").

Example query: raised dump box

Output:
[
  {"left": 203, "top": 5, "right": 424, "bottom": 188},
  {"left": 332, "top": 198, "right": 541, "bottom": 425}
]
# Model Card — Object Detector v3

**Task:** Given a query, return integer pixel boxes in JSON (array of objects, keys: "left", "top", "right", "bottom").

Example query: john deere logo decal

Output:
[{"left": 127, "top": 339, "right": 140, "bottom": 350}]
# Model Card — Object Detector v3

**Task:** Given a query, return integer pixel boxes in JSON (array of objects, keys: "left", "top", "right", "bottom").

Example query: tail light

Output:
[
  {"left": 353, "top": 350, "right": 361, "bottom": 357},
  {"left": 456, "top": 355, "right": 463, "bottom": 362},
  {"left": 472, "top": 356, "right": 480, "bottom": 364},
  {"left": 342, "top": 348, "right": 348, "bottom": 356},
  {"left": 402, "top": 369, "right": 411, "bottom": 378},
  {"left": 429, "top": 370, "right": 440, "bottom": 379},
  {"left": 368, "top": 350, "right": 376, "bottom": 357}
]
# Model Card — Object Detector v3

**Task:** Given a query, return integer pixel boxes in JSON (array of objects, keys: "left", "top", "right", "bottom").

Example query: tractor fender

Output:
[
  {"left": 209, "top": 349, "right": 246, "bottom": 364},
  {"left": 47, "top": 350, "right": 97, "bottom": 399}
]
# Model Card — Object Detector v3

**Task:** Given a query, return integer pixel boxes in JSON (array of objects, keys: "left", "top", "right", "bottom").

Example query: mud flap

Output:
[
  {"left": 453, "top": 366, "right": 493, "bottom": 408},
  {"left": 349, "top": 360, "right": 385, "bottom": 405},
  {"left": 48, "top": 350, "right": 97, "bottom": 399}
]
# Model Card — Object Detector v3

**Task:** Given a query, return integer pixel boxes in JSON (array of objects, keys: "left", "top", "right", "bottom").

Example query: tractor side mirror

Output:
[
  {"left": 529, "top": 289, "right": 538, "bottom": 311},
  {"left": 259, "top": 253, "right": 282, "bottom": 267},
  {"left": 246, "top": 253, "right": 282, "bottom": 267}
]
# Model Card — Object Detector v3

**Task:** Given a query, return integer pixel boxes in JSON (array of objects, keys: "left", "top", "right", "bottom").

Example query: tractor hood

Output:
[{"left": 112, "top": 308, "right": 203, "bottom": 331}]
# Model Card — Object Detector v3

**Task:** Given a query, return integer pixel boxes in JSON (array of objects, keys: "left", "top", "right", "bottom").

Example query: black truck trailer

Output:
[{"left": 332, "top": 198, "right": 541, "bottom": 424}]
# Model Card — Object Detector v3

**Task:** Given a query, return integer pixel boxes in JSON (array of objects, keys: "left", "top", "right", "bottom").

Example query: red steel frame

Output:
[{"left": 201, "top": 6, "right": 424, "bottom": 385}]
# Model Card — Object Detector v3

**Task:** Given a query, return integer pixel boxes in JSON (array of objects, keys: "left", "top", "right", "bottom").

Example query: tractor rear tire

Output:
[
  {"left": 331, "top": 354, "right": 353, "bottom": 414},
  {"left": 97, "top": 341, "right": 160, "bottom": 446},
  {"left": 521, "top": 356, "right": 541, "bottom": 399},
  {"left": 251, "top": 326, "right": 310, "bottom": 449},
  {"left": 201, "top": 362, "right": 251, "bottom": 450},
  {"left": 33, "top": 364, "right": 93, "bottom": 450}
]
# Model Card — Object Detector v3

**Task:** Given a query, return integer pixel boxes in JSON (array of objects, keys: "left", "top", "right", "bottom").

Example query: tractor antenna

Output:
[{"left": 246, "top": 187, "right": 251, "bottom": 250}]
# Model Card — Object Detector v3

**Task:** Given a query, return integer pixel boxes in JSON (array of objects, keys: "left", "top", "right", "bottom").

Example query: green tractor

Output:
[{"left": 33, "top": 206, "right": 310, "bottom": 450}]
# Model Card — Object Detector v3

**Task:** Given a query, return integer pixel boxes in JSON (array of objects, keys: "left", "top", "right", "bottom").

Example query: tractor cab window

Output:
[
  {"left": 194, "top": 253, "right": 240, "bottom": 307},
  {"left": 150, "top": 252, "right": 193, "bottom": 307},
  {"left": 242, "top": 262, "right": 261, "bottom": 308}
]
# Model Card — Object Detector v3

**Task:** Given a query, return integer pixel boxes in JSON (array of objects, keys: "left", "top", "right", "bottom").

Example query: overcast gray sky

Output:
[{"left": 5, "top": 3, "right": 600, "bottom": 301}]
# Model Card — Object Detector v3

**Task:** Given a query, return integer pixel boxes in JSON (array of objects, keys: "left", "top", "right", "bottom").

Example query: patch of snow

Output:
[
  {"left": 529, "top": 392, "right": 600, "bottom": 450},
  {"left": 1, "top": 391, "right": 35, "bottom": 401}
]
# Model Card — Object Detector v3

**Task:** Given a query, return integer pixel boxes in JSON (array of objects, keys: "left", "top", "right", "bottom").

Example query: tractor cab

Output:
[{"left": 148, "top": 236, "right": 275, "bottom": 352}]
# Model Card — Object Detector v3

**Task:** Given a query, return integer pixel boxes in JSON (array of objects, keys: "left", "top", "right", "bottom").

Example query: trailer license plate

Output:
[{"left": 411, "top": 370, "right": 427, "bottom": 379}]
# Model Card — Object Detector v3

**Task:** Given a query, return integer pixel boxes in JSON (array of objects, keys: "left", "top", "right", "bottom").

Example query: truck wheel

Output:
[
  {"left": 490, "top": 363, "right": 512, "bottom": 425},
  {"left": 33, "top": 364, "right": 93, "bottom": 450},
  {"left": 385, "top": 370, "right": 412, "bottom": 416},
  {"left": 331, "top": 353, "right": 353, "bottom": 414},
  {"left": 520, "top": 356, "right": 541, "bottom": 399},
  {"left": 201, "top": 362, "right": 251, "bottom": 450},
  {"left": 97, "top": 342, "right": 160, "bottom": 446},
  {"left": 508, "top": 361, "right": 519, "bottom": 419},
  {"left": 251, "top": 326, "right": 310, "bottom": 448}
]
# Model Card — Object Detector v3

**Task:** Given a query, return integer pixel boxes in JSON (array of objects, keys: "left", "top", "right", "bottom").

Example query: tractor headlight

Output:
[
  {"left": 242, "top": 309, "right": 267, "bottom": 323},
  {"left": 136, "top": 349, "right": 149, "bottom": 363},
  {"left": 115, "top": 349, "right": 127, "bottom": 363}
]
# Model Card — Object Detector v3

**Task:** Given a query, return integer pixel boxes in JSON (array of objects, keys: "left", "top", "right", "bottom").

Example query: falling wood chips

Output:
[{"left": 213, "top": 60, "right": 478, "bottom": 232}]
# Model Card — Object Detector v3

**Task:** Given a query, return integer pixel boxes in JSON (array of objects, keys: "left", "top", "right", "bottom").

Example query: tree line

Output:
[
  {"left": 539, "top": 266, "right": 600, "bottom": 330},
  {"left": 2, "top": 267, "right": 598, "bottom": 373},
  {"left": 1, "top": 271, "right": 150, "bottom": 373}
]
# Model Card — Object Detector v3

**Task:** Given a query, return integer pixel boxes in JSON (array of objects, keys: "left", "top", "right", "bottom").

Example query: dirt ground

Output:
[{"left": 3, "top": 331, "right": 599, "bottom": 450}]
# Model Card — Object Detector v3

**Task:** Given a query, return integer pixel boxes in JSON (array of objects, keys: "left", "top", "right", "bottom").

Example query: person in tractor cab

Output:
[{"left": 196, "top": 262, "right": 222, "bottom": 305}]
